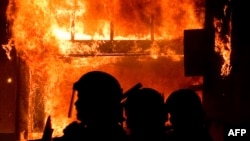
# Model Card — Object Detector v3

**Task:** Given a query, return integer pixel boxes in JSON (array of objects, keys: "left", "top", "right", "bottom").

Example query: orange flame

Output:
[
  {"left": 6, "top": 0, "right": 204, "bottom": 139},
  {"left": 213, "top": 3, "right": 232, "bottom": 77}
]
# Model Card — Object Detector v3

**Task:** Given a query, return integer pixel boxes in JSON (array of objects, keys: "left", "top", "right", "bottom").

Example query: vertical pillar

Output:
[{"left": 230, "top": 0, "right": 250, "bottom": 123}]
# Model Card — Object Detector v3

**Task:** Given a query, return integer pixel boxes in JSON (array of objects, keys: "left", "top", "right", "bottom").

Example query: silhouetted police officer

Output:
[{"left": 54, "top": 71, "right": 128, "bottom": 141}]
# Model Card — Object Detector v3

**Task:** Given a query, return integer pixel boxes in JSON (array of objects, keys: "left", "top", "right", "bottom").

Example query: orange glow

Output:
[
  {"left": 213, "top": 2, "right": 232, "bottom": 77},
  {"left": 2, "top": 42, "right": 13, "bottom": 60},
  {"left": 7, "top": 77, "right": 12, "bottom": 83},
  {"left": 6, "top": 0, "right": 204, "bottom": 140},
  {"left": 213, "top": 7, "right": 232, "bottom": 77}
]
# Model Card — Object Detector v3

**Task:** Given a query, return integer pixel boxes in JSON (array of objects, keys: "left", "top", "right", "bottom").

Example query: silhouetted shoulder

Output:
[
  {"left": 165, "top": 88, "right": 213, "bottom": 141},
  {"left": 124, "top": 87, "right": 167, "bottom": 141},
  {"left": 54, "top": 71, "right": 129, "bottom": 141}
]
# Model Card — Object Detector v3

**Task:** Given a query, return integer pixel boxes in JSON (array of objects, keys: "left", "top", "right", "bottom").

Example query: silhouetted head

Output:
[
  {"left": 165, "top": 89, "right": 205, "bottom": 130},
  {"left": 124, "top": 88, "right": 166, "bottom": 131},
  {"left": 73, "top": 71, "right": 123, "bottom": 126}
]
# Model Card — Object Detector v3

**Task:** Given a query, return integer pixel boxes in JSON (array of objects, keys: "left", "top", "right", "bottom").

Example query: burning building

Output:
[{"left": 1, "top": 0, "right": 249, "bottom": 141}]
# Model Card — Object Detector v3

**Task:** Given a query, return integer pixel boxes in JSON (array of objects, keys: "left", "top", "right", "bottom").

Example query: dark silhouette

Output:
[
  {"left": 53, "top": 71, "right": 129, "bottom": 141},
  {"left": 164, "top": 88, "right": 213, "bottom": 141},
  {"left": 124, "top": 87, "right": 167, "bottom": 141}
]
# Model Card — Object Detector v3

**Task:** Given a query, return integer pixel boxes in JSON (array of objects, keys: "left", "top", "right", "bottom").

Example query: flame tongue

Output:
[
  {"left": 6, "top": 0, "right": 205, "bottom": 139},
  {"left": 214, "top": 2, "right": 232, "bottom": 77},
  {"left": 7, "top": 0, "right": 205, "bottom": 55}
]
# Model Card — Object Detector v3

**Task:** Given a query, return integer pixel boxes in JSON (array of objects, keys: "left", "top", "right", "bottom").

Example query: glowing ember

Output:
[
  {"left": 5, "top": 0, "right": 204, "bottom": 140},
  {"left": 7, "top": 77, "right": 13, "bottom": 83}
]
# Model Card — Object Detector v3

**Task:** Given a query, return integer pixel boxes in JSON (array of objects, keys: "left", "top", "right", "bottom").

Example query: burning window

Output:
[{"left": 5, "top": 0, "right": 205, "bottom": 140}]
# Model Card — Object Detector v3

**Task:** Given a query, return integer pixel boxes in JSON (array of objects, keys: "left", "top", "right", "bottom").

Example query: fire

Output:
[
  {"left": 6, "top": 0, "right": 204, "bottom": 140},
  {"left": 213, "top": 2, "right": 232, "bottom": 77},
  {"left": 2, "top": 40, "right": 13, "bottom": 60}
]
